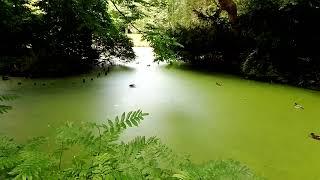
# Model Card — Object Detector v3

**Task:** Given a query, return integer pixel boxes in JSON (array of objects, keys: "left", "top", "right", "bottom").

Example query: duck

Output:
[
  {"left": 294, "top": 102, "right": 304, "bottom": 110},
  {"left": 17, "top": 82, "right": 22, "bottom": 85},
  {"left": 82, "top": 79, "right": 86, "bottom": 83},
  {"left": 216, "top": 82, "right": 222, "bottom": 86},
  {"left": 129, "top": 84, "right": 136, "bottom": 88},
  {"left": 147, "top": 64, "right": 151, "bottom": 67},
  {"left": 91, "top": 78, "right": 94, "bottom": 81},
  {"left": 310, "top": 133, "right": 320, "bottom": 141}
]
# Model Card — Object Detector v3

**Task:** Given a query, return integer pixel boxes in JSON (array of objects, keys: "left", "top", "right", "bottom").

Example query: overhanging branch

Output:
[{"left": 109, "top": 0, "right": 144, "bottom": 34}]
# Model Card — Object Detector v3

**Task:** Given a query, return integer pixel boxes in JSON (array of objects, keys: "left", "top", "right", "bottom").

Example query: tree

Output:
[
  {"left": 216, "top": 0, "right": 237, "bottom": 24},
  {"left": 0, "top": 0, "right": 139, "bottom": 76}
]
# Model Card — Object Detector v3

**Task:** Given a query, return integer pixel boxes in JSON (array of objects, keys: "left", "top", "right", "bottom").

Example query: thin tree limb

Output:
[{"left": 109, "top": 0, "right": 145, "bottom": 34}]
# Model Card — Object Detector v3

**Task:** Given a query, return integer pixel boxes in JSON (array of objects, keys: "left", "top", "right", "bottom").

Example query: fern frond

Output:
[
  {"left": 102, "top": 110, "right": 149, "bottom": 135},
  {"left": 181, "top": 159, "right": 262, "bottom": 180},
  {"left": 0, "top": 111, "right": 262, "bottom": 179},
  {"left": 9, "top": 150, "right": 53, "bottom": 179},
  {"left": 114, "top": 136, "right": 180, "bottom": 179},
  {"left": 0, "top": 136, "right": 21, "bottom": 172},
  {"left": 0, "top": 95, "right": 18, "bottom": 102},
  {"left": 0, "top": 105, "right": 12, "bottom": 114},
  {"left": 0, "top": 94, "right": 18, "bottom": 114}
]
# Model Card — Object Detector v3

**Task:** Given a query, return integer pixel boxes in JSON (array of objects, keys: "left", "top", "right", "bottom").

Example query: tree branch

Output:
[{"left": 109, "top": 0, "right": 144, "bottom": 34}]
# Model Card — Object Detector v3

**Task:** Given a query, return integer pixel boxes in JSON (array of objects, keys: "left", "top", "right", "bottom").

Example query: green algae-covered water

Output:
[{"left": 1, "top": 47, "right": 320, "bottom": 179}]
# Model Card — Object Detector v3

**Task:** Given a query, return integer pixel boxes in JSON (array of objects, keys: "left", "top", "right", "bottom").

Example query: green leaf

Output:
[
  {"left": 121, "top": 112, "right": 126, "bottom": 122},
  {"left": 131, "top": 110, "right": 138, "bottom": 119},
  {"left": 126, "top": 111, "right": 133, "bottom": 121},
  {"left": 102, "top": 124, "right": 109, "bottom": 132},
  {"left": 0, "top": 95, "right": 18, "bottom": 102},
  {"left": 126, "top": 119, "right": 133, "bottom": 127},
  {"left": 108, "top": 120, "right": 114, "bottom": 128},
  {"left": 0, "top": 105, "right": 12, "bottom": 114},
  {"left": 121, "top": 121, "right": 127, "bottom": 129},
  {"left": 131, "top": 119, "right": 139, "bottom": 126}
]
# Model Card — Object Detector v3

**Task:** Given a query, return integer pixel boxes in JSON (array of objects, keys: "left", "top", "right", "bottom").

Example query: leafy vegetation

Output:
[
  {"left": 0, "top": 0, "right": 141, "bottom": 77},
  {"left": 0, "top": 95, "right": 18, "bottom": 114},
  {"left": 144, "top": 0, "right": 320, "bottom": 89},
  {"left": 0, "top": 110, "right": 262, "bottom": 179}
]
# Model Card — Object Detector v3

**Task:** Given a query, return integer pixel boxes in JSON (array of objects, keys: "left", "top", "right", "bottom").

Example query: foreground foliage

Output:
[
  {"left": 0, "top": 95, "right": 18, "bottom": 114},
  {"left": 0, "top": 110, "right": 261, "bottom": 179}
]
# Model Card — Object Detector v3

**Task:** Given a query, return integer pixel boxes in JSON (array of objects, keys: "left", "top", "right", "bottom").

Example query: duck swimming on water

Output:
[
  {"left": 129, "top": 84, "right": 136, "bottom": 88},
  {"left": 294, "top": 102, "right": 304, "bottom": 110},
  {"left": 310, "top": 133, "right": 320, "bottom": 141}
]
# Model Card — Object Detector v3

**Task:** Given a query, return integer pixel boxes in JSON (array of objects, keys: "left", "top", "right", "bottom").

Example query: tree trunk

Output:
[{"left": 216, "top": 0, "right": 237, "bottom": 24}]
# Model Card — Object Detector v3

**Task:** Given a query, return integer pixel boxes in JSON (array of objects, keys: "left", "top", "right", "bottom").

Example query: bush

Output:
[
  {"left": 148, "top": 0, "right": 320, "bottom": 89},
  {"left": 167, "top": 19, "right": 239, "bottom": 70},
  {"left": 145, "top": 9, "right": 241, "bottom": 71},
  {"left": 239, "top": 0, "right": 320, "bottom": 87}
]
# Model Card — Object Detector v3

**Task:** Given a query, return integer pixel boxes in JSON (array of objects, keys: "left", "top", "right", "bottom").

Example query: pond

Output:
[{"left": 1, "top": 47, "right": 320, "bottom": 180}]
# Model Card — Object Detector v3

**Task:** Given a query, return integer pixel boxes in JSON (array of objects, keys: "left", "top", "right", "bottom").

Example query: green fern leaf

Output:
[
  {"left": 121, "top": 112, "right": 126, "bottom": 122},
  {"left": 126, "top": 119, "right": 133, "bottom": 127},
  {"left": 126, "top": 111, "right": 133, "bottom": 122},
  {"left": 115, "top": 116, "right": 122, "bottom": 131},
  {"left": 109, "top": 126, "right": 115, "bottom": 134},
  {"left": 142, "top": 113, "right": 149, "bottom": 116},
  {"left": 131, "top": 111, "right": 138, "bottom": 119},
  {"left": 108, "top": 119, "right": 114, "bottom": 129},
  {"left": 131, "top": 118, "right": 139, "bottom": 126},
  {"left": 102, "top": 124, "right": 109, "bottom": 132},
  {"left": 0, "top": 105, "right": 12, "bottom": 114},
  {"left": 115, "top": 116, "right": 120, "bottom": 125},
  {"left": 0, "top": 95, "right": 18, "bottom": 102},
  {"left": 121, "top": 121, "right": 127, "bottom": 129}
]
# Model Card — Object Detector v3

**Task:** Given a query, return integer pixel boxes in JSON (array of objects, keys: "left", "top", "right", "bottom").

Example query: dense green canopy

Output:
[
  {"left": 0, "top": 0, "right": 138, "bottom": 76},
  {"left": 142, "top": 0, "right": 320, "bottom": 89}
]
